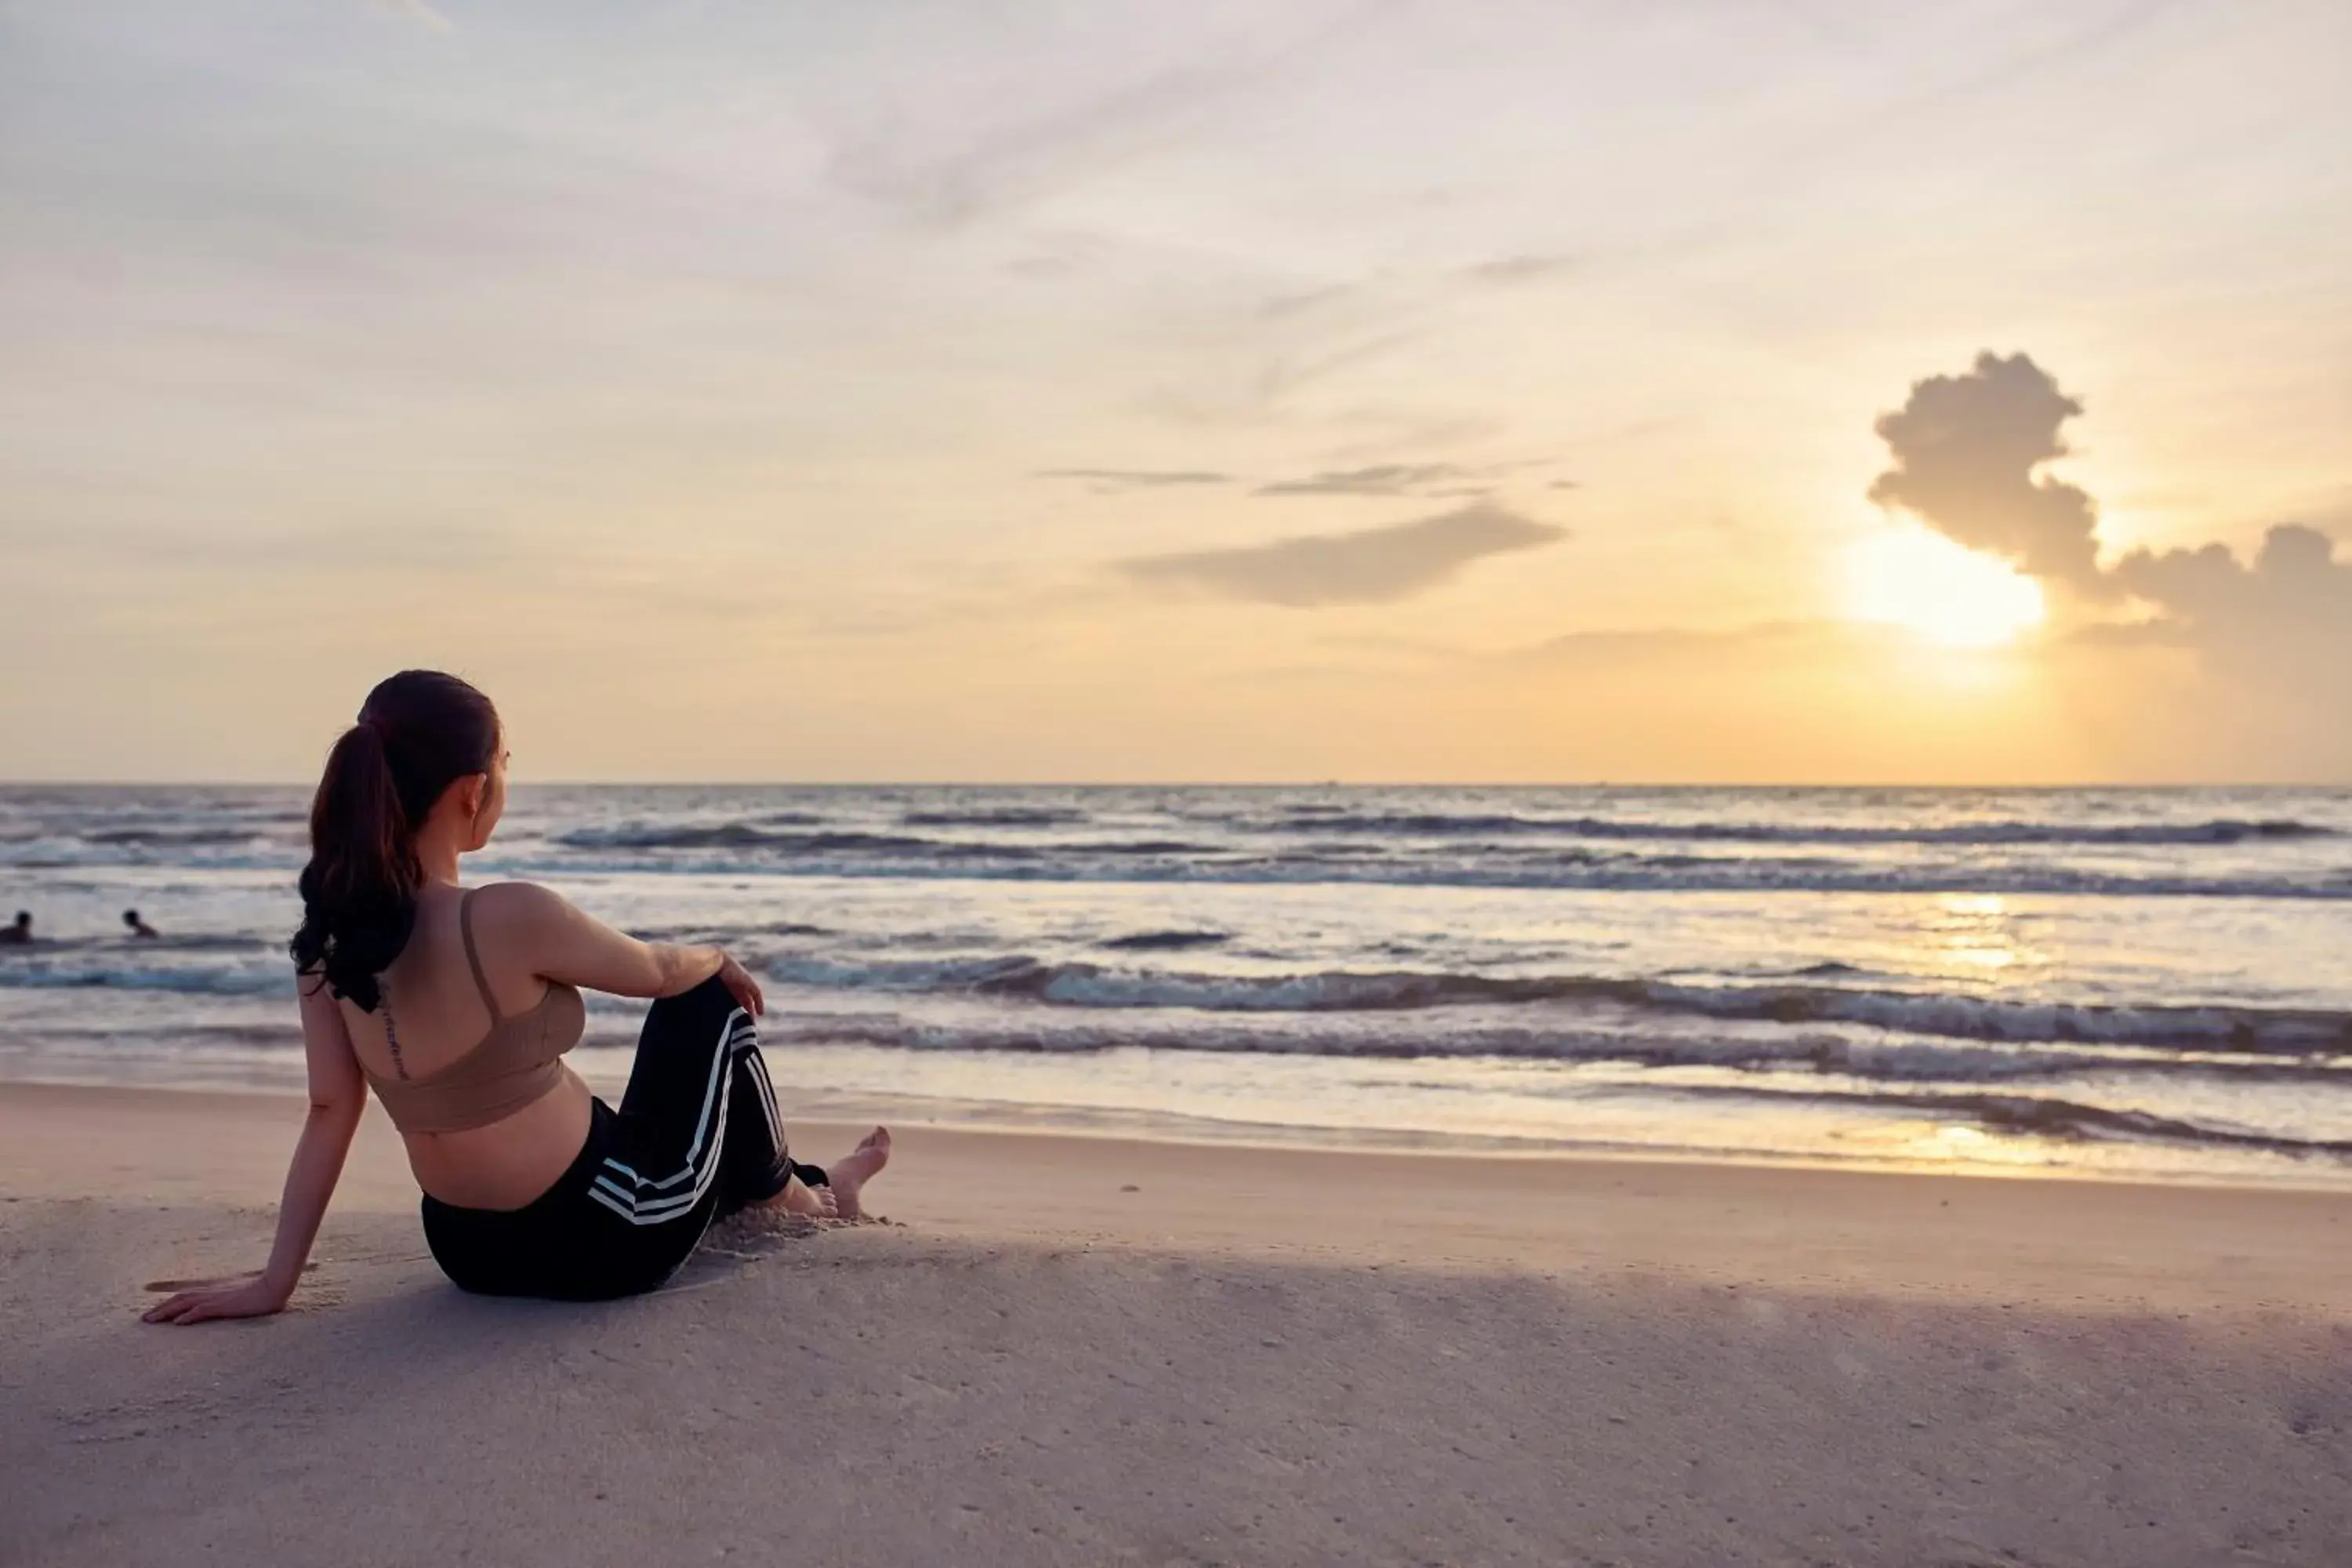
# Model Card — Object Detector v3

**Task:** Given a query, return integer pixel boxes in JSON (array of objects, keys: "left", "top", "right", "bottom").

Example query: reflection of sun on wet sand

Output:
[{"left": 8, "top": 1080, "right": 2350, "bottom": 1566}]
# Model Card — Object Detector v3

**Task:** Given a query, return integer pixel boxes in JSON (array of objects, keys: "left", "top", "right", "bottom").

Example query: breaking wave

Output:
[
  {"left": 554, "top": 825, "right": 942, "bottom": 853},
  {"left": 1679, "top": 1083, "right": 2352, "bottom": 1160},
  {"left": 740, "top": 954, "right": 2352, "bottom": 1054},
  {"left": 1098, "top": 930, "right": 1233, "bottom": 953},
  {"left": 1243, "top": 811, "right": 2337, "bottom": 846},
  {"left": 901, "top": 807, "right": 1087, "bottom": 829}
]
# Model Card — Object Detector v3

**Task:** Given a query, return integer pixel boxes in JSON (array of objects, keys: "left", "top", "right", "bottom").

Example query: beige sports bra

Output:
[{"left": 362, "top": 889, "right": 586, "bottom": 1135}]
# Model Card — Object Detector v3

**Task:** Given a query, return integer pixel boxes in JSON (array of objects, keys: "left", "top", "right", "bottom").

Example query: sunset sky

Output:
[{"left": 3, "top": 0, "right": 2347, "bottom": 782}]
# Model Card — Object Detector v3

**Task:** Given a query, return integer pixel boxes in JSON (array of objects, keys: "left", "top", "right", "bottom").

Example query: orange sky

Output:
[{"left": 2, "top": 2, "right": 2347, "bottom": 781}]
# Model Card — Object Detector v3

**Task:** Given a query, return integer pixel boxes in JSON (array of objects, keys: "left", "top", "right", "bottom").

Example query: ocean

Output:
[{"left": 3, "top": 783, "right": 2349, "bottom": 1185}]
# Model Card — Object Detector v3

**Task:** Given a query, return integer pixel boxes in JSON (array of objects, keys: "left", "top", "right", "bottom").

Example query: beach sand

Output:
[{"left": 4, "top": 1081, "right": 2349, "bottom": 1566}]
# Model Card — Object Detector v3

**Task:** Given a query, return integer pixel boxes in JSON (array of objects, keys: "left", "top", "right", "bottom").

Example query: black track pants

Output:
[{"left": 422, "top": 976, "right": 822, "bottom": 1301}]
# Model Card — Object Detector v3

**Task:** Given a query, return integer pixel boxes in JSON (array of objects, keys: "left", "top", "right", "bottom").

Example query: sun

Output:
[{"left": 1842, "top": 524, "right": 2046, "bottom": 648}]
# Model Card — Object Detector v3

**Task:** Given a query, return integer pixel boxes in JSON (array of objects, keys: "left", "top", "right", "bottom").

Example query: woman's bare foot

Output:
[
  {"left": 825, "top": 1127, "right": 891, "bottom": 1220},
  {"left": 775, "top": 1174, "right": 837, "bottom": 1218}
]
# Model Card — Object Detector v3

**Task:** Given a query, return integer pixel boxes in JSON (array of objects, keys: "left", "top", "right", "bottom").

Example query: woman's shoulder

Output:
[
  {"left": 463, "top": 880, "right": 576, "bottom": 935},
  {"left": 461, "top": 882, "right": 598, "bottom": 982}
]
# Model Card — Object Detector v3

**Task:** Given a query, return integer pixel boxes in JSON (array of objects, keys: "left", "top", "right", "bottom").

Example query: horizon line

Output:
[{"left": 3, "top": 779, "right": 2346, "bottom": 793}]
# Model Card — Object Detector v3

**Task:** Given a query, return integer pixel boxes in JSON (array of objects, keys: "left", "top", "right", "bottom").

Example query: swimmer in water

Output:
[
  {"left": 1, "top": 912, "right": 28, "bottom": 946},
  {"left": 124, "top": 909, "right": 160, "bottom": 939}
]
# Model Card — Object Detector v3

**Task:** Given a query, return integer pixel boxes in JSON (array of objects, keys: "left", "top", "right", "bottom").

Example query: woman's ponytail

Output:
[
  {"left": 291, "top": 723, "right": 417, "bottom": 1011},
  {"left": 290, "top": 670, "right": 500, "bottom": 1012}
]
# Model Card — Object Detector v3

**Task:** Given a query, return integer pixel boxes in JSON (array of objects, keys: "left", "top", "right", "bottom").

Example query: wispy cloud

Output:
[
  {"left": 1515, "top": 621, "right": 1835, "bottom": 665},
  {"left": 1255, "top": 463, "right": 1476, "bottom": 497},
  {"left": 1036, "top": 468, "right": 1233, "bottom": 489},
  {"left": 1776, "top": 0, "right": 2192, "bottom": 172},
  {"left": 825, "top": 2, "right": 1397, "bottom": 229},
  {"left": 1463, "top": 253, "right": 1578, "bottom": 285},
  {"left": 367, "top": 0, "right": 453, "bottom": 33},
  {"left": 1116, "top": 501, "right": 1564, "bottom": 608},
  {"left": 1254, "top": 458, "right": 1561, "bottom": 497},
  {"left": 1257, "top": 283, "right": 1356, "bottom": 321},
  {"left": 1037, "top": 459, "right": 1561, "bottom": 500},
  {"left": 826, "top": 67, "right": 1236, "bottom": 229}
]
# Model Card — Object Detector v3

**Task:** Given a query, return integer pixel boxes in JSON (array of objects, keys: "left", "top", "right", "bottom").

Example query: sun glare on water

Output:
[{"left": 1843, "top": 525, "right": 2047, "bottom": 648}]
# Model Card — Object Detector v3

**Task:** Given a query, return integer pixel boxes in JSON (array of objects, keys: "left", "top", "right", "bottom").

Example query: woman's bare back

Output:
[{"left": 341, "top": 882, "right": 593, "bottom": 1210}]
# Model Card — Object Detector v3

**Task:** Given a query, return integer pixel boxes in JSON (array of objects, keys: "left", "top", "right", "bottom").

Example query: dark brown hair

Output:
[{"left": 290, "top": 670, "right": 499, "bottom": 1011}]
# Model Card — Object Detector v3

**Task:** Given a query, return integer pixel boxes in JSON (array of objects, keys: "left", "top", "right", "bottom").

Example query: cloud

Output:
[
  {"left": 1521, "top": 622, "right": 1817, "bottom": 660},
  {"left": 1118, "top": 501, "right": 1565, "bottom": 608},
  {"left": 1870, "top": 351, "right": 2352, "bottom": 769},
  {"left": 829, "top": 67, "right": 1240, "bottom": 228},
  {"left": 1870, "top": 354, "right": 2349, "bottom": 649},
  {"left": 1036, "top": 468, "right": 1232, "bottom": 489},
  {"left": 1254, "top": 463, "right": 1475, "bottom": 497},
  {"left": 1257, "top": 283, "right": 1356, "bottom": 321},
  {"left": 367, "top": 0, "right": 454, "bottom": 31},
  {"left": 1867, "top": 351, "right": 2104, "bottom": 590},
  {"left": 1254, "top": 457, "right": 1561, "bottom": 498},
  {"left": 826, "top": 5, "right": 1387, "bottom": 229},
  {"left": 2110, "top": 524, "right": 2352, "bottom": 670},
  {"left": 1463, "top": 254, "right": 1578, "bottom": 285}
]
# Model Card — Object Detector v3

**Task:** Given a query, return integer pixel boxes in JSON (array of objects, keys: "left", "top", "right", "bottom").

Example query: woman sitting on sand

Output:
[{"left": 146, "top": 670, "right": 888, "bottom": 1324}]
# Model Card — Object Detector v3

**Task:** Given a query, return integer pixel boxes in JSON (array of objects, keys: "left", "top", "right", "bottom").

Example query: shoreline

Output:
[
  {"left": 9, "top": 1062, "right": 2352, "bottom": 1197},
  {"left": 9, "top": 1078, "right": 2350, "bottom": 1312}
]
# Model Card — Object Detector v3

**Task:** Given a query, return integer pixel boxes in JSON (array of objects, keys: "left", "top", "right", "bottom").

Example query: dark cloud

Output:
[
  {"left": 1867, "top": 351, "right": 2105, "bottom": 590},
  {"left": 1254, "top": 463, "right": 1475, "bottom": 497},
  {"left": 1118, "top": 502, "right": 1565, "bottom": 608},
  {"left": 2111, "top": 524, "right": 2352, "bottom": 673},
  {"left": 1036, "top": 468, "right": 1232, "bottom": 488}
]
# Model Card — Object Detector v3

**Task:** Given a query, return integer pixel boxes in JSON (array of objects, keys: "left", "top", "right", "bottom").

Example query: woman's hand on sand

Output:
[
  {"left": 142, "top": 1272, "right": 292, "bottom": 1326},
  {"left": 716, "top": 951, "right": 765, "bottom": 1017}
]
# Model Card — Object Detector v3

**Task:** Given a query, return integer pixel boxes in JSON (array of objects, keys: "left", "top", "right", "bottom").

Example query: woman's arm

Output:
[
  {"left": 143, "top": 975, "right": 367, "bottom": 1325},
  {"left": 482, "top": 882, "right": 763, "bottom": 1014}
]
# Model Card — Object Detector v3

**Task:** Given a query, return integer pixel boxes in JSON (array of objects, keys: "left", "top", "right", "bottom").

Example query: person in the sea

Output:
[
  {"left": 122, "top": 909, "right": 160, "bottom": 939},
  {"left": 1, "top": 911, "right": 28, "bottom": 945},
  {"left": 144, "top": 670, "right": 890, "bottom": 1325}
]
